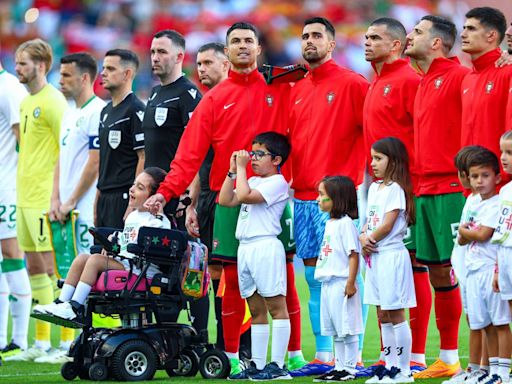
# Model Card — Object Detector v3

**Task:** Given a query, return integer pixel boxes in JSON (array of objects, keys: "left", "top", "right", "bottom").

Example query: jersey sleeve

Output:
[
  {"left": 87, "top": 103, "right": 101, "bottom": 150},
  {"left": 0, "top": 82, "right": 25, "bottom": 127},
  {"left": 179, "top": 86, "right": 202, "bottom": 127},
  {"left": 340, "top": 218, "right": 361, "bottom": 256},
  {"left": 131, "top": 102, "right": 145, "bottom": 151},
  {"left": 351, "top": 75, "right": 370, "bottom": 129},
  {"left": 47, "top": 92, "right": 67, "bottom": 146},
  {"left": 384, "top": 183, "right": 406, "bottom": 213},
  {"left": 157, "top": 95, "right": 214, "bottom": 201},
  {"left": 252, "top": 176, "right": 289, "bottom": 206}
]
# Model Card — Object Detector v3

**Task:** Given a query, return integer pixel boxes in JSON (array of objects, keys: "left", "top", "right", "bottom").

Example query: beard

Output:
[{"left": 302, "top": 49, "right": 326, "bottom": 64}]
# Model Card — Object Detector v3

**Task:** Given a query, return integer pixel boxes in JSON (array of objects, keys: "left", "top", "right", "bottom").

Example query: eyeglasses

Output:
[{"left": 249, "top": 150, "right": 275, "bottom": 161}]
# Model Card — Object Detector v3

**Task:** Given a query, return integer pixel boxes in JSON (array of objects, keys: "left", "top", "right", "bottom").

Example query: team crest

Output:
[
  {"left": 485, "top": 81, "right": 494, "bottom": 94},
  {"left": 434, "top": 77, "right": 443, "bottom": 89},
  {"left": 33, "top": 107, "right": 41, "bottom": 118},
  {"left": 76, "top": 116, "right": 85, "bottom": 128},
  {"left": 383, "top": 84, "right": 392, "bottom": 96},
  {"left": 154, "top": 107, "right": 168, "bottom": 127},
  {"left": 266, "top": 94, "right": 274, "bottom": 107},
  {"left": 326, "top": 91, "right": 335, "bottom": 104},
  {"left": 108, "top": 130, "right": 121, "bottom": 149}
]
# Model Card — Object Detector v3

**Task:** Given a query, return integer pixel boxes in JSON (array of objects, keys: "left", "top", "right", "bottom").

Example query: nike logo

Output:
[
  {"left": 224, "top": 102, "right": 235, "bottom": 110},
  {"left": 295, "top": 99, "right": 302, "bottom": 105},
  {"left": 463, "top": 88, "right": 469, "bottom": 94}
]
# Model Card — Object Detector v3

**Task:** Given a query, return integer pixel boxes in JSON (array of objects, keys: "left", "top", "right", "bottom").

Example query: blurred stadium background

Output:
[{"left": 0, "top": 0, "right": 510, "bottom": 102}]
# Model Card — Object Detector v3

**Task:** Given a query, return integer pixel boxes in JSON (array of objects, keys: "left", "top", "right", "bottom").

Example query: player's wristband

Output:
[{"left": 227, "top": 171, "right": 237, "bottom": 180}]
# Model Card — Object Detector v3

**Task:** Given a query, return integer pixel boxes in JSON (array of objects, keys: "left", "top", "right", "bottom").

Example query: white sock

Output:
[
  {"left": 225, "top": 351, "right": 239, "bottom": 360},
  {"left": 489, "top": 357, "right": 499, "bottom": 376},
  {"left": 394, "top": 321, "right": 412, "bottom": 375},
  {"left": 440, "top": 349, "right": 459, "bottom": 365},
  {"left": 334, "top": 337, "right": 346, "bottom": 371},
  {"left": 0, "top": 273, "right": 9, "bottom": 349},
  {"left": 271, "top": 319, "right": 290, "bottom": 369},
  {"left": 344, "top": 335, "right": 359, "bottom": 373},
  {"left": 468, "top": 363, "right": 480, "bottom": 372},
  {"left": 288, "top": 350, "right": 303, "bottom": 359},
  {"left": 498, "top": 358, "right": 510, "bottom": 380},
  {"left": 59, "top": 284, "right": 76, "bottom": 302},
  {"left": 33, "top": 340, "right": 51, "bottom": 351},
  {"left": 316, "top": 351, "right": 334, "bottom": 362},
  {"left": 379, "top": 350, "right": 386, "bottom": 361},
  {"left": 252, "top": 324, "right": 270, "bottom": 370},
  {"left": 60, "top": 340, "right": 72, "bottom": 350},
  {"left": 481, "top": 365, "right": 490, "bottom": 373},
  {"left": 411, "top": 353, "right": 426, "bottom": 365},
  {"left": 6, "top": 268, "right": 31, "bottom": 350},
  {"left": 381, "top": 323, "right": 397, "bottom": 369},
  {"left": 71, "top": 281, "right": 91, "bottom": 305}
]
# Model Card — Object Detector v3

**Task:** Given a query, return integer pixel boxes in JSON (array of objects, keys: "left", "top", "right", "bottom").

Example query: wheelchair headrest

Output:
[{"left": 126, "top": 226, "right": 188, "bottom": 262}]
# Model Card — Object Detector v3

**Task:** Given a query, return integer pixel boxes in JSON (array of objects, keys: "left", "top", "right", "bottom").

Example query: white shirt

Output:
[
  {"left": 0, "top": 70, "right": 27, "bottom": 186},
  {"left": 235, "top": 174, "right": 289, "bottom": 241},
  {"left": 455, "top": 192, "right": 481, "bottom": 248},
  {"left": 466, "top": 195, "right": 500, "bottom": 273},
  {"left": 59, "top": 96, "right": 105, "bottom": 220},
  {"left": 492, "top": 181, "right": 512, "bottom": 247},
  {"left": 366, "top": 181, "right": 407, "bottom": 251},
  {"left": 315, "top": 216, "right": 360, "bottom": 282}
]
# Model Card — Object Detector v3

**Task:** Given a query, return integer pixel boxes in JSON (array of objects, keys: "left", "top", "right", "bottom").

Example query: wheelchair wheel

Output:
[
  {"left": 89, "top": 362, "right": 108, "bottom": 381},
  {"left": 199, "top": 349, "right": 230, "bottom": 379},
  {"left": 61, "top": 361, "right": 79, "bottom": 381},
  {"left": 166, "top": 349, "right": 199, "bottom": 377},
  {"left": 111, "top": 340, "right": 156, "bottom": 381}
]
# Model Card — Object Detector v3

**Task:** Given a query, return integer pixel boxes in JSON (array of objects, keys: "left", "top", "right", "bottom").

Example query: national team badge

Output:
[
  {"left": 108, "top": 130, "right": 121, "bottom": 149},
  {"left": 485, "top": 81, "right": 494, "bottom": 94},
  {"left": 76, "top": 116, "right": 85, "bottom": 128},
  {"left": 434, "top": 77, "right": 443, "bottom": 89},
  {"left": 33, "top": 107, "right": 41, "bottom": 118},
  {"left": 383, "top": 84, "right": 392, "bottom": 96},
  {"left": 326, "top": 91, "right": 335, "bottom": 104},
  {"left": 266, "top": 94, "right": 274, "bottom": 107},
  {"left": 154, "top": 107, "right": 168, "bottom": 127}
]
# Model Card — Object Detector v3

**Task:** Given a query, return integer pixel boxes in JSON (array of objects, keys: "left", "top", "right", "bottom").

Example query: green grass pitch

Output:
[{"left": 0, "top": 272, "right": 469, "bottom": 383}]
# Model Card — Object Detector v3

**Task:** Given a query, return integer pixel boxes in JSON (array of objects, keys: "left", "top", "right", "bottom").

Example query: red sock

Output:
[
  {"left": 286, "top": 262, "right": 301, "bottom": 351},
  {"left": 222, "top": 263, "right": 246, "bottom": 354},
  {"left": 410, "top": 267, "right": 432, "bottom": 355},
  {"left": 434, "top": 284, "right": 462, "bottom": 350}
]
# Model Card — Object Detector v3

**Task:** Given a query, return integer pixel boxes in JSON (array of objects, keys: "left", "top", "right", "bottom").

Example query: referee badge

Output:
[
  {"left": 108, "top": 130, "right": 121, "bottom": 149},
  {"left": 154, "top": 107, "right": 168, "bottom": 126},
  {"left": 33, "top": 107, "right": 41, "bottom": 118}
]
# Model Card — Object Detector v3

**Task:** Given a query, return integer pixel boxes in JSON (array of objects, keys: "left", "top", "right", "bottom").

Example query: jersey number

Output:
[{"left": 0, "top": 205, "right": 16, "bottom": 224}]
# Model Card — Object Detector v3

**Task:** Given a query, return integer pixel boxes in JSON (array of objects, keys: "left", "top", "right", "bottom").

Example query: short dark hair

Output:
[
  {"left": 465, "top": 7, "right": 507, "bottom": 44},
  {"left": 421, "top": 15, "right": 457, "bottom": 54},
  {"left": 226, "top": 22, "right": 259, "bottom": 44},
  {"left": 198, "top": 42, "right": 226, "bottom": 56},
  {"left": 60, "top": 52, "right": 98, "bottom": 81},
  {"left": 320, "top": 176, "right": 358, "bottom": 220},
  {"left": 143, "top": 167, "right": 168, "bottom": 195},
  {"left": 370, "top": 17, "right": 407, "bottom": 46},
  {"left": 154, "top": 29, "right": 186, "bottom": 51},
  {"left": 105, "top": 48, "right": 140, "bottom": 71},
  {"left": 304, "top": 17, "right": 335, "bottom": 39},
  {"left": 467, "top": 147, "right": 500, "bottom": 175},
  {"left": 454, "top": 145, "right": 487, "bottom": 174},
  {"left": 252, "top": 131, "right": 291, "bottom": 166}
]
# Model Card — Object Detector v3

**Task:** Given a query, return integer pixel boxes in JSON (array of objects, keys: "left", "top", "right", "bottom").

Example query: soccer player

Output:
[
  {"left": 405, "top": 16, "right": 470, "bottom": 378},
  {"left": 506, "top": 23, "right": 512, "bottom": 131},
  {"left": 8, "top": 39, "right": 67, "bottom": 361},
  {"left": 0, "top": 60, "right": 30, "bottom": 360},
  {"left": 96, "top": 49, "right": 145, "bottom": 229},
  {"left": 145, "top": 22, "right": 291, "bottom": 376},
  {"left": 460, "top": 7, "right": 512, "bottom": 177},
  {"left": 186, "top": 42, "right": 229, "bottom": 349},
  {"left": 362, "top": 17, "right": 428, "bottom": 374},
  {"left": 41, "top": 52, "right": 106, "bottom": 363},
  {"left": 287, "top": 17, "right": 369, "bottom": 376}
]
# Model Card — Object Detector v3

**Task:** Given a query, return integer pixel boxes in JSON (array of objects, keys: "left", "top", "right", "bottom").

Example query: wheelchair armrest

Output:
[{"left": 89, "top": 227, "right": 121, "bottom": 254}]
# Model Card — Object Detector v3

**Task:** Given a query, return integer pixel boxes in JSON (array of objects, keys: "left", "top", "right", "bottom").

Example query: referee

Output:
[{"left": 96, "top": 49, "right": 145, "bottom": 229}]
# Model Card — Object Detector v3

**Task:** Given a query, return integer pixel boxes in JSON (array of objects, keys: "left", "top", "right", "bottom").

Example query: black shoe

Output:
[
  {"left": 228, "top": 361, "right": 261, "bottom": 380},
  {"left": 315, "top": 369, "right": 356, "bottom": 382},
  {"left": 250, "top": 362, "right": 292, "bottom": 381}
]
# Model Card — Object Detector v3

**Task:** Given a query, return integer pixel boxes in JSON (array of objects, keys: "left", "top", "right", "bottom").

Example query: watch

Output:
[{"left": 227, "top": 171, "right": 237, "bottom": 180}]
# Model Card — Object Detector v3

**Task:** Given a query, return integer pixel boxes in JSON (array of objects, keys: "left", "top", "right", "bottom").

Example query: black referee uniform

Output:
[{"left": 97, "top": 92, "right": 145, "bottom": 229}]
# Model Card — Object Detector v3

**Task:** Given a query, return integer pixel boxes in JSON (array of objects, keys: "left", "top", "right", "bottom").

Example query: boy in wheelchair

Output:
[{"left": 33, "top": 167, "right": 170, "bottom": 323}]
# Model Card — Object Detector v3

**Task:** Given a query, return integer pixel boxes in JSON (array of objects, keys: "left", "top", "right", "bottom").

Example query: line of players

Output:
[{"left": 0, "top": 6, "right": 510, "bottom": 383}]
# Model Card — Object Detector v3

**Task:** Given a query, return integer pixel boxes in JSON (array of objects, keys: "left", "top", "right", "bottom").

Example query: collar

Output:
[
  {"left": 228, "top": 68, "right": 262, "bottom": 84},
  {"left": 472, "top": 48, "right": 501, "bottom": 72},
  {"left": 371, "top": 58, "right": 412, "bottom": 77},
  {"left": 308, "top": 59, "right": 339, "bottom": 82},
  {"left": 423, "top": 56, "right": 461, "bottom": 77}
]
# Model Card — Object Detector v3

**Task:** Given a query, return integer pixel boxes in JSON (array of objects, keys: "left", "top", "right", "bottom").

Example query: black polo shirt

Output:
[
  {"left": 97, "top": 92, "right": 145, "bottom": 192},
  {"left": 142, "top": 76, "right": 202, "bottom": 171}
]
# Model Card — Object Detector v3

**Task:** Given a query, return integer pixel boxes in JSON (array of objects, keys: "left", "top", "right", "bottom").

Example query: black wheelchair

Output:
[{"left": 55, "top": 225, "right": 229, "bottom": 381}]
